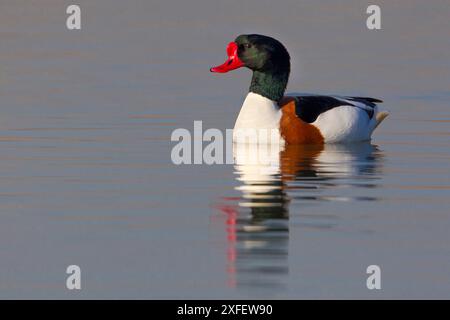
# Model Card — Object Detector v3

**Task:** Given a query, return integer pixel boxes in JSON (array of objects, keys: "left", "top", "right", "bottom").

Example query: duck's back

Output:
[{"left": 279, "top": 94, "right": 386, "bottom": 144}]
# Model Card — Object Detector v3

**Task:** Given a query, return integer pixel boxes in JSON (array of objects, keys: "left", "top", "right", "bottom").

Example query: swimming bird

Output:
[{"left": 210, "top": 34, "right": 389, "bottom": 144}]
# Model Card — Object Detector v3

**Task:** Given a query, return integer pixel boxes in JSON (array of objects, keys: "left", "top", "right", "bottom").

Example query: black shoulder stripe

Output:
[
  {"left": 293, "top": 96, "right": 346, "bottom": 123},
  {"left": 348, "top": 96, "right": 383, "bottom": 103},
  {"left": 286, "top": 95, "right": 381, "bottom": 123}
]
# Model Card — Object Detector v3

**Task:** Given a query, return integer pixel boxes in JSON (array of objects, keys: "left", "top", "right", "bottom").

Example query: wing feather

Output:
[{"left": 280, "top": 94, "right": 382, "bottom": 123}]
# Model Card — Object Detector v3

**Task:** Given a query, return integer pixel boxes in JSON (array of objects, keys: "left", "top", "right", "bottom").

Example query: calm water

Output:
[{"left": 0, "top": 0, "right": 449, "bottom": 299}]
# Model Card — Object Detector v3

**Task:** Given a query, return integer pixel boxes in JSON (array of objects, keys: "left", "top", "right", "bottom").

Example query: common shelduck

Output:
[{"left": 210, "top": 34, "right": 389, "bottom": 144}]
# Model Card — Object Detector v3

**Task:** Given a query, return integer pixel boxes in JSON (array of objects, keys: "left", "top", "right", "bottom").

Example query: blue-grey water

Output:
[{"left": 0, "top": 0, "right": 449, "bottom": 299}]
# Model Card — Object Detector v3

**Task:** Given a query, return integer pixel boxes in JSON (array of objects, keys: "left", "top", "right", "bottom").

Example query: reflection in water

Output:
[{"left": 215, "top": 142, "right": 384, "bottom": 291}]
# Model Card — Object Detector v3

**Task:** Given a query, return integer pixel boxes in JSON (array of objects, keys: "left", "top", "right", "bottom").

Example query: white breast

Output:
[
  {"left": 233, "top": 92, "right": 283, "bottom": 144},
  {"left": 234, "top": 92, "right": 281, "bottom": 129}
]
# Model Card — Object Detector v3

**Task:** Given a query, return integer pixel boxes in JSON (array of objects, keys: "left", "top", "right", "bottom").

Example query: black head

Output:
[
  {"left": 210, "top": 34, "right": 291, "bottom": 102},
  {"left": 234, "top": 34, "right": 290, "bottom": 73}
]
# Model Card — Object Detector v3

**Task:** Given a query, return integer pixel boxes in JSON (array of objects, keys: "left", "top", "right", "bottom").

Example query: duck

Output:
[{"left": 210, "top": 34, "right": 389, "bottom": 145}]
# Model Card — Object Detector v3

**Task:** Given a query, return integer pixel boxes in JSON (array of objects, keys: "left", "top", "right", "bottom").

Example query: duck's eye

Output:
[{"left": 243, "top": 43, "right": 252, "bottom": 49}]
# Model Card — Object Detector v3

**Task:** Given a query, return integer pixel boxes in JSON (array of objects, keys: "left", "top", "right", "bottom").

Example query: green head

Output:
[{"left": 211, "top": 34, "right": 291, "bottom": 102}]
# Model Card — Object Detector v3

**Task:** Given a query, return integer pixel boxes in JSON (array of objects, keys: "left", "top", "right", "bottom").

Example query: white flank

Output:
[{"left": 312, "top": 105, "right": 379, "bottom": 143}]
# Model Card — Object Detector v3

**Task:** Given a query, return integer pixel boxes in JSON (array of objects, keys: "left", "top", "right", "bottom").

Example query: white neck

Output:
[{"left": 233, "top": 92, "right": 281, "bottom": 131}]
